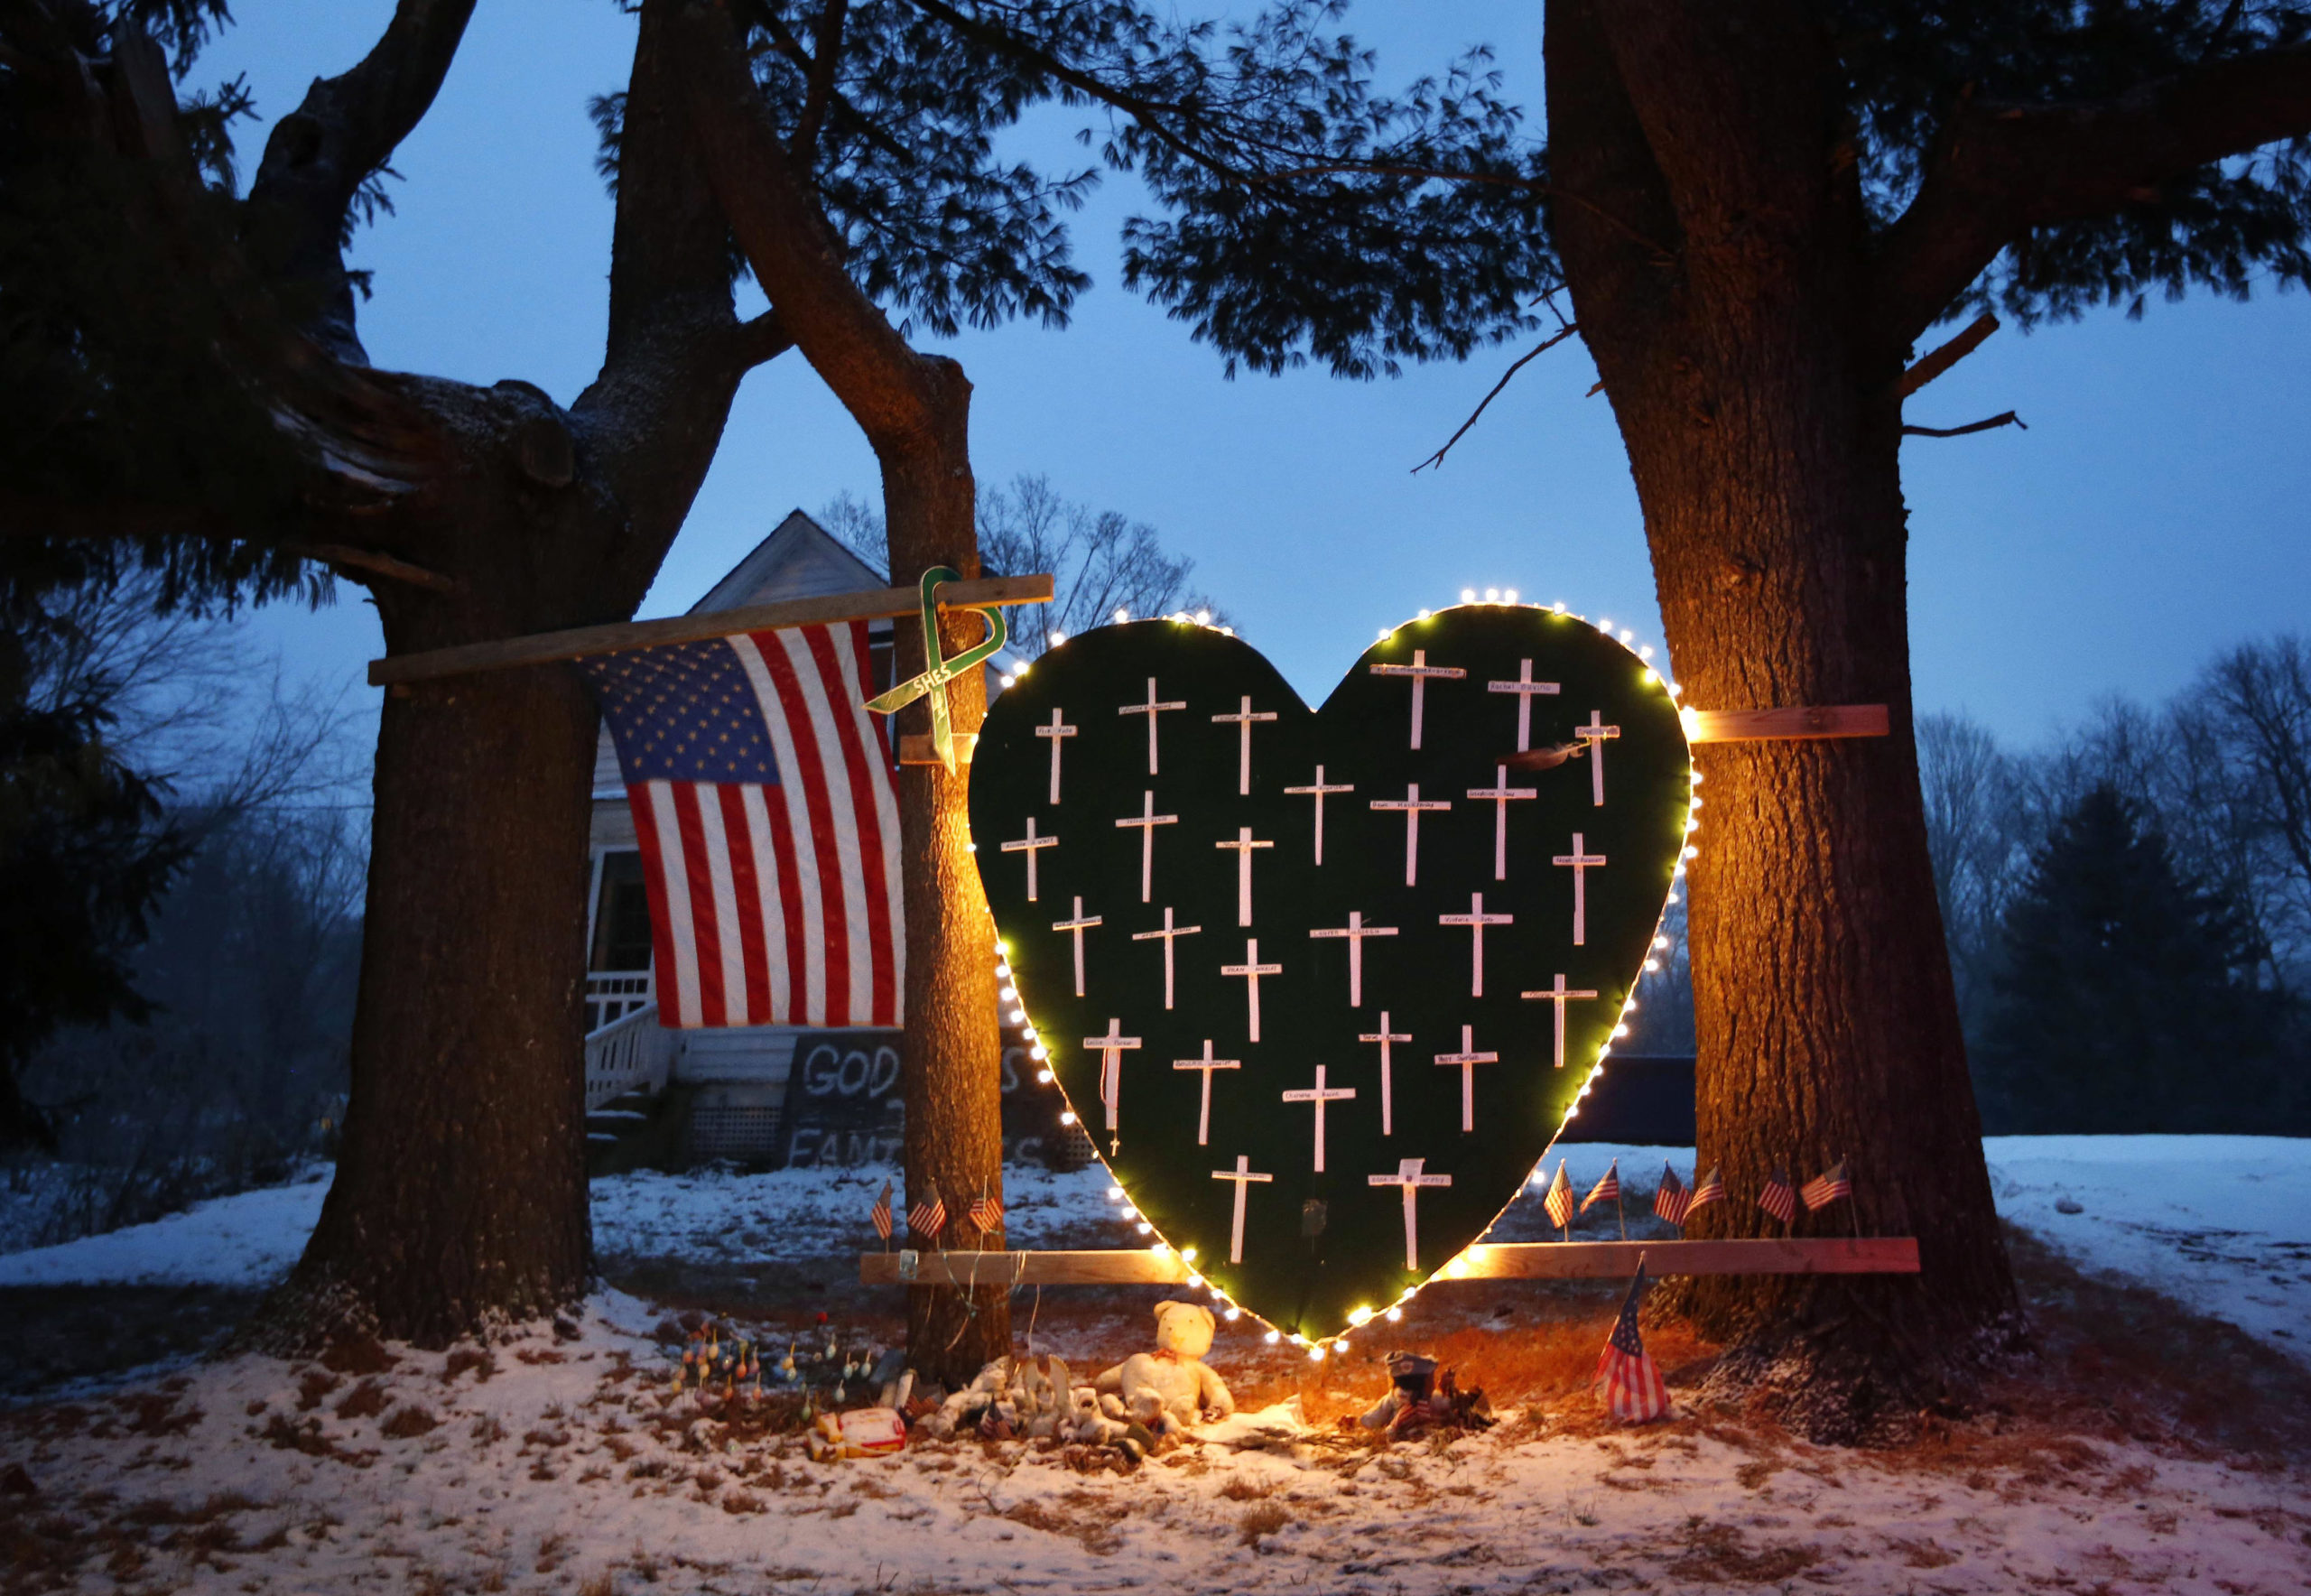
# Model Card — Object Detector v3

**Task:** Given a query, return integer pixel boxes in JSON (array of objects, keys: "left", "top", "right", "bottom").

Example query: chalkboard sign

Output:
[{"left": 774, "top": 1029, "right": 1076, "bottom": 1169}]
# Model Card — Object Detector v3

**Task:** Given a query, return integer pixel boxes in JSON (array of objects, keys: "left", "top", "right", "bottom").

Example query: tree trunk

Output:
[
  {"left": 881, "top": 367, "right": 1011, "bottom": 1386},
  {"left": 292, "top": 607, "right": 599, "bottom": 1343},
  {"left": 1546, "top": 0, "right": 2017, "bottom": 1438}
]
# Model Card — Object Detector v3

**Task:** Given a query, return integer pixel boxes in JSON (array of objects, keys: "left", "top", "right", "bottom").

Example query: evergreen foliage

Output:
[{"left": 1972, "top": 784, "right": 2300, "bottom": 1134}]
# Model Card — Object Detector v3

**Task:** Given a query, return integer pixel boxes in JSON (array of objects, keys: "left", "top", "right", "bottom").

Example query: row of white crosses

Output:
[
  {"left": 1210, "top": 1150, "right": 1451, "bottom": 1270},
  {"left": 1038, "top": 679, "right": 1282, "bottom": 802},
  {"left": 1071, "top": 959, "right": 1605, "bottom": 1161}
]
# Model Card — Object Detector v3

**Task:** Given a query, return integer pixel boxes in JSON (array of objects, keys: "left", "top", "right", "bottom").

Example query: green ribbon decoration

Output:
[{"left": 863, "top": 565, "right": 1009, "bottom": 772}]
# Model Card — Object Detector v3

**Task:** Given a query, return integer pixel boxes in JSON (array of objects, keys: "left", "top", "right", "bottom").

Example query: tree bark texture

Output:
[
  {"left": 271, "top": 0, "right": 775, "bottom": 1344},
  {"left": 1545, "top": 0, "right": 2015, "bottom": 1434},
  {"left": 676, "top": 0, "right": 1008, "bottom": 1384}
]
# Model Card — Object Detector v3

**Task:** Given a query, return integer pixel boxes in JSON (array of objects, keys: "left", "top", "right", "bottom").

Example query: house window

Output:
[{"left": 589, "top": 851, "right": 654, "bottom": 973}]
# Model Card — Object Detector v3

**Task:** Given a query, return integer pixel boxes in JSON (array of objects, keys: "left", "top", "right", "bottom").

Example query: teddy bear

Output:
[{"left": 1093, "top": 1299, "right": 1235, "bottom": 1433}]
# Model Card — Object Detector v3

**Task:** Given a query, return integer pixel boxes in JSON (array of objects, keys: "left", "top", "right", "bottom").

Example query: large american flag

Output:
[
  {"left": 580, "top": 623, "right": 903, "bottom": 1028},
  {"left": 1595, "top": 1263, "right": 1669, "bottom": 1422}
]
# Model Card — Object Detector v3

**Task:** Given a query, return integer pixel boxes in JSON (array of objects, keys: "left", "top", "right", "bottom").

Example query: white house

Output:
[{"left": 580, "top": 510, "right": 1016, "bottom": 1165}]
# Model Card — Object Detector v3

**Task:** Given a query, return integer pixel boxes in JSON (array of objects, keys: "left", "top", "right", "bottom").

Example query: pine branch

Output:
[
  {"left": 1896, "top": 312, "right": 1999, "bottom": 400},
  {"left": 1901, "top": 410, "right": 2025, "bottom": 439},
  {"left": 1874, "top": 44, "right": 2311, "bottom": 347}
]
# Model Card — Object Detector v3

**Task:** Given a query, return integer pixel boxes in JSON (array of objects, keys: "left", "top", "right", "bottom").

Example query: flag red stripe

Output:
[
  {"left": 626, "top": 784, "right": 689, "bottom": 1027},
  {"left": 670, "top": 785, "right": 729, "bottom": 1025},
  {"left": 717, "top": 784, "right": 770, "bottom": 1026},
  {"left": 808, "top": 623, "right": 898, "bottom": 1026},
  {"left": 756, "top": 636, "right": 854, "bottom": 1021}
]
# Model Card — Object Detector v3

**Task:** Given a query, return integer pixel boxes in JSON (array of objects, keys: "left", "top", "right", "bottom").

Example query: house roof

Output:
[{"left": 688, "top": 509, "right": 888, "bottom": 615}]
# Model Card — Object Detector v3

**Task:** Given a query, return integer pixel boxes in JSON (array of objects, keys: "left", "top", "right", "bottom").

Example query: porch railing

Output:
[{"left": 585, "top": 1001, "right": 672, "bottom": 1112}]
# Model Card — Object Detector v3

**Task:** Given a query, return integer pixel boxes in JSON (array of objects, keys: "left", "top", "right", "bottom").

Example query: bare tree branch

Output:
[
  {"left": 1896, "top": 311, "right": 1999, "bottom": 400},
  {"left": 1901, "top": 410, "right": 2026, "bottom": 439},
  {"left": 287, "top": 543, "right": 456, "bottom": 592},
  {"left": 793, "top": 0, "right": 850, "bottom": 159},
  {"left": 1412, "top": 324, "right": 1583, "bottom": 473},
  {"left": 1874, "top": 45, "right": 2311, "bottom": 348},
  {"left": 243, "top": 0, "right": 478, "bottom": 358}
]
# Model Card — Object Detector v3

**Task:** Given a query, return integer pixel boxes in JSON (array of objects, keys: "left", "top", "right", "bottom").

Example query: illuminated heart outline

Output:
[{"left": 968, "top": 605, "right": 1693, "bottom": 1344}]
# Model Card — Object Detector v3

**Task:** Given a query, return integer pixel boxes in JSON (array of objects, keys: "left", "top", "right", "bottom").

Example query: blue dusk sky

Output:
[{"left": 209, "top": 2, "right": 2310, "bottom": 751}]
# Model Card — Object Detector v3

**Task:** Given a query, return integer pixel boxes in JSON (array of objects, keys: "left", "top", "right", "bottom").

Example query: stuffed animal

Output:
[
  {"left": 925, "top": 1353, "right": 1075, "bottom": 1439},
  {"left": 1093, "top": 1300, "right": 1235, "bottom": 1432}
]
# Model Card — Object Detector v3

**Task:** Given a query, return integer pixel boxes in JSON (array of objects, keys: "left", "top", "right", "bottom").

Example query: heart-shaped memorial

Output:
[{"left": 968, "top": 605, "right": 1693, "bottom": 1341}]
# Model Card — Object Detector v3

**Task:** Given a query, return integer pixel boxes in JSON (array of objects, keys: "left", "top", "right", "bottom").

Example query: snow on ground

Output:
[
  {"left": 3, "top": 1293, "right": 2306, "bottom": 1595},
  {"left": 5, "top": 1136, "right": 2306, "bottom": 1364},
  {"left": 1984, "top": 1136, "right": 2311, "bottom": 1362}
]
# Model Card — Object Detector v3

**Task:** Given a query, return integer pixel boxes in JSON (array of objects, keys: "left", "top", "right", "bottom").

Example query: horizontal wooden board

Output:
[
  {"left": 1685, "top": 704, "right": 1889, "bottom": 743},
  {"left": 1445, "top": 1236, "right": 1918, "bottom": 1279},
  {"left": 368, "top": 573, "right": 1053, "bottom": 686},
  {"left": 859, "top": 1236, "right": 1917, "bottom": 1286},
  {"left": 859, "top": 1248, "right": 1193, "bottom": 1286}
]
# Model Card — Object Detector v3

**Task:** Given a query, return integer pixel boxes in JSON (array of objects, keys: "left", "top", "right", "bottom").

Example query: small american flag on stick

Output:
[
  {"left": 870, "top": 1180, "right": 894, "bottom": 1245},
  {"left": 1594, "top": 1261, "right": 1669, "bottom": 1423},
  {"left": 968, "top": 1192, "right": 1005, "bottom": 1233},
  {"left": 1543, "top": 1160, "right": 1576, "bottom": 1232},
  {"left": 1687, "top": 1165, "right": 1724, "bottom": 1214},
  {"left": 907, "top": 1182, "right": 947, "bottom": 1245},
  {"left": 1581, "top": 1160, "right": 1620, "bottom": 1213},
  {"left": 1653, "top": 1165, "right": 1689, "bottom": 1225},
  {"left": 1758, "top": 1168, "right": 1796, "bottom": 1228},
  {"left": 1801, "top": 1160, "right": 1852, "bottom": 1211}
]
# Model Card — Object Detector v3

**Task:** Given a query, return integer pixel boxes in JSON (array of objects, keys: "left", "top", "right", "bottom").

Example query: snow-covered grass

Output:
[
  {"left": 3, "top": 1287, "right": 2306, "bottom": 1595},
  {"left": 7, "top": 1136, "right": 2304, "bottom": 1366}
]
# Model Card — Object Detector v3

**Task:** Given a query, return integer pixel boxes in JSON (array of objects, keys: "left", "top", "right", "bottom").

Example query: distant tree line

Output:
[
  {"left": 1919, "top": 637, "right": 2311, "bottom": 1136},
  {"left": 2, "top": 571, "right": 364, "bottom": 1241}
]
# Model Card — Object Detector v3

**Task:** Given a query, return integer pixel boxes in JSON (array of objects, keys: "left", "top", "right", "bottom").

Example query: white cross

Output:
[
  {"left": 1211, "top": 695, "right": 1278, "bottom": 795},
  {"left": 1369, "top": 1157, "right": 1452, "bottom": 1271},
  {"left": 1575, "top": 710, "right": 1621, "bottom": 806},
  {"left": 1466, "top": 765, "right": 1538, "bottom": 881},
  {"left": 1220, "top": 937, "right": 1282, "bottom": 1043},
  {"left": 1487, "top": 659, "right": 1561, "bottom": 751},
  {"left": 1280, "top": 1063, "right": 1357, "bottom": 1173},
  {"left": 1212, "top": 826, "right": 1275, "bottom": 926},
  {"left": 1131, "top": 906, "right": 1202, "bottom": 1009},
  {"left": 999, "top": 817, "right": 1057, "bottom": 901},
  {"left": 1552, "top": 832, "right": 1608, "bottom": 945},
  {"left": 1308, "top": 910, "right": 1398, "bottom": 1007},
  {"left": 1369, "top": 783, "right": 1453, "bottom": 886},
  {"left": 1520, "top": 972, "right": 1601, "bottom": 1068},
  {"left": 1117, "top": 677, "right": 1187, "bottom": 775},
  {"left": 1369, "top": 649, "right": 1467, "bottom": 750},
  {"left": 1052, "top": 895, "right": 1102, "bottom": 997},
  {"left": 1172, "top": 1040, "right": 1239, "bottom": 1146},
  {"left": 1211, "top": 1155, "right": 1274, "bottom": 1264},
  {"left": 1434, "top": 1024, "right": 1499, "bottom": 1133},
  {"left": 1035, "top": 708, "right": 1078, "bottom": 804},
  {"left": 1282, "top": 765, "right": 1355, "bottom": 865},
  {"left": 1113, "top": 789, "right": 1178, "bottom": 903},
  {"left": 1437, "top": 891, "right": 1516, "bottom": 998},
  {"left": 1360, "top": 1011, "right": 1412, "bottom": 1136},
  {"left": 1082, "top": 1018, "right": 1142, "bottom": 1151}
]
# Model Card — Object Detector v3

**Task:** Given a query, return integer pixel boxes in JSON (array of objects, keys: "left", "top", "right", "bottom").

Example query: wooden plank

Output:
[
  {"left": 899, "top": 732, "right": 979, "bottom": 766},
  {"left": 1686, "top": 704, "right": 1889, "bottom": 744},
  {"left": 859, "top": 1237, "right": 1917, "bottom": 1287},
  {"left": 1445, "top": 1237, "right": 1917, "bottom": 1280},
  {"left": 859, "top": 1248, "right": 1191, "bottom": 1286},
  {"left": 367, "top": 573, "right": 1053, "bottom": 687}
]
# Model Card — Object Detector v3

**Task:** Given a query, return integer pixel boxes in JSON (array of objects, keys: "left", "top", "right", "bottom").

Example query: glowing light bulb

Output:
[
  {"left": 1552, "top": 600, "right": 1567, "bottom": 615},
  {"left": 1639, "top": 645, "right": 1655, "bottom": 661},
  {"left": 1348, "top": 1306, "right": 1373, "bottom": 1326},
  {"left": 1504, "top": 589, "right": 1518, "bottom": 603},
  {"left": 1059, "top": 1110, "right": 1077, "bottom": 1125},
  {"left": 1106, "top": 1185, "right": 1125, "bottom": 1201},
  {"left": 1182, "top": 1245, "right": 1198, "bottom": 1262},
  {"left": 1224, "top": 1308, "right": 1241, "bottom": 1322},
  {"left": 1014, "top": 662, "right": 1030, "bottom": 677},
  {"left": 1307, "top": 1347, "right": 1325, "bottom": 1362},
  {"left": 1112, "top": 608, "right": 1129, "bottom": 625},
  {"left": 999, "top": 674, "right": 1015, "bottom": 689},
  {"left": 1416, "top": 608, "right": 1431, "bottom": 621},
  {"left": 1654, "top": 936, "right": 1669, "bottom": 950},
  {"left": 1197, "top": 608, "right": 1211, "bottom": 625},
  {"left": 1378, "top": 627, "right": 1391, "bottom": 640},
  {"left": 1684, "top": 845, "right": 1700, "bottom": 859},
  {"left": 1049, "top": 629, "right": 1067, "bottom": 645},
  {"left": 1264, "top": 1331, "right": 1281, "bottom": 1344},
  {"left": 1598, "top": 617, "right": 1612, "bottom": 632},
  {"left": 1386, "top": 1307, "right": 1403, "bottom": 1322},
  {"left": 1135, "top": 1221, "right": 1153, "bottom": 1235},
  {"left": 1462, "top": 588, "right": 1477, "bottom": 603},
  {"left": 1620, "top": 628, "right": 1635, "bottom": 645},
  {"left": 1484, "top": 587, "right": 1500, "bottom": 602},
  {"left": 1644, "top": 959, "right": 1660, "bottom": 972}
]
